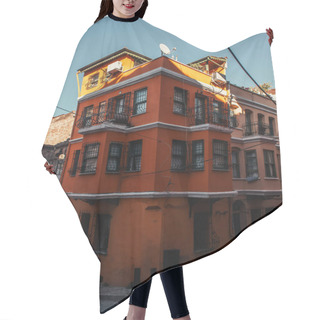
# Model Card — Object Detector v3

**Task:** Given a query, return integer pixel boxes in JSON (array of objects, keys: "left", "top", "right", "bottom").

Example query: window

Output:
[
  {"left": 80, "top": 213, "right": 90, "bottom": 236},
  {"left": 82, "top": 105, "right": 93, "bottom": 127},
  {"left": 245, "top": 150, "right": 258, "bottom": 180},
  {"left": 277, "top": 153, "right": 282, "bottom": 181},
  {"left": 212, "top": 139, "right": 228, "bottom": 170},
  {"left": 106, "top": 142, "right": 123, "bottom": 172},
  {"left": 89, "top": 73, "right": 99, "bottom": 88},
  {"left": 195, "top": 95, "right": 206, "bottom": 124},
  {"left": 263, "top": 149, "right": 277, "bottom": 177},
  {"left": 55, "top": 160, "right": 64, "bottom": 180},
  {"left": 126, "top": 140, "right": 142, "bottom": 172},
  {"left": 269, "top": 117, "right": 275, "bottom": 136},
  {"left": 93, "top": 214, "right": 111, "bottom": 255},
  {"left": 194, "top": 212, "right": 211, "bottom": 251},
  {"left": 97, "top": 101, "right": 106, "bottom": 123},
  {"left": 69, "top": 149, "right": 80, "bottom": 176},
  {"left": 212, "top": 100, "right": 224, "bottom": 124},
  {"left": 232, "top": 148, "right": 240, "bottom": 178},
  {"left": 115, "top": 96, "right": 125, "bottom": 114},
  {"left": 192, "top": 140, "right": 204, "bottom": 170},
  {"left": 244, "top": 109, "right": 253, "bottom": 136},
  {"left": 232, "top": 212, "right": 241, "bottom": 235},
  {"left": 107, "top": 93, "right": 131, "bottom": 124},
  {"left": 133, "top": 88, "right": 147, "bottom": 115},
  {"left": 171, "top": 140, "right": 187, "bottom": 171},
  {"left": 258, "top": 113, "right": 266, "bottom": 135},
  {"left": 232, "top": 200, "right": 246, "bottom": 236},
  {"left": 81, "top": 143, "right": 100, "bottom": 174},
  {"left": 173, "top": 87, "right": 187, "bottom": 115},
  {"left": 229, "top": 109, "right": 238, "bottom": 128},
  {"left": 251, "top": 208, "right": 262, "bottom": 223}
]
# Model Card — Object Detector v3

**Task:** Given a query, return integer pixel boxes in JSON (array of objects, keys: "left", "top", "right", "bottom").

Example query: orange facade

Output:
[{"left": 56, "top": 49, "right": 281, "bottom": 287}]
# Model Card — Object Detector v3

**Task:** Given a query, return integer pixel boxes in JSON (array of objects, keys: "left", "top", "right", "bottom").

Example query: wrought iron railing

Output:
[
  {"left": 76, "top": 106, "right": 132, "bottom": 129},
  {"left": 243, "top": 121, "right": 273, "bottom": 137},
  {"left": 187, "top": 108, "right": 237, "bottom": 127},
  {"left": 75, "top": 104, "right": 238, "bottom": 129}
]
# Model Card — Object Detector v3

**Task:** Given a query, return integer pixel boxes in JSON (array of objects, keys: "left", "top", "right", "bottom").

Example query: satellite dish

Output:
[{"left": 160, "top": 43, "right": 170, "bottom": 55}]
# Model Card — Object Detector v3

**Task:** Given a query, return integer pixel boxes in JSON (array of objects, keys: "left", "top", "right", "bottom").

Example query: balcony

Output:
[
  {"left": 243, "top": 121, "right": 274, "bottom": 137},
  {"left": 76, "top": 106, "right": 131, "bottom": 129},
  {"left": 187, "top": 109, "right": 238, "bottom": 127}
]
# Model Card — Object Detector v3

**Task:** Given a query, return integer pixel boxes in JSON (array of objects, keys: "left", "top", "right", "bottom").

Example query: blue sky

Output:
[{"left": 54, "top": 19, "right": 274, "bottom": 117}]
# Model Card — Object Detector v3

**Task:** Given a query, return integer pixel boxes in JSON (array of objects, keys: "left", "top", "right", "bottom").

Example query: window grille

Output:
[
  {"left": 212, "top": 139, "right": 228, "bottom": 170},
  {"left": 192, "top": 140, "right": 204, "bottom": 170},
  {"left": 126, "top": 140, "right": 142, "bottom": 172},
  {"left": 263, "top": 149, "right": 277, "bottom": 177},
  {"left": 97, "top": 101, "right": 107, "bottom": 123},
  {"left": 171, "top": 140, "right": 187, "bottom": 171},
  {"left": 269, "top": 117, "right": 275, "bottom": 136},
  {"left": 173, "top": 87, "right": 187, "bottom": 115},
  {"left": 69, "top": 149, "right": 80, "bottom": 176},
  {"left": 232, "top": 148, "right": 240, "bottom": 178},
  {"left": 80, "top": 143, "right": 100, "bottom": 174},
  {"left": 82, "top": 105, "right": 93, "bottom": 127},
  {"left": 133, "top": 88, "right": 147, "bottom": 115},
  {"left": 258, "top": 113, "right": 266, "bottom": 135},
  {"left": 88, "top": 73, "right": 99, "bottom": 88},
  {"left": 211, "top": 99, "right": 227, "bottom": 125},
  {"left": 106, "top": 142, "right": 123, "bottom": 172},
  {"left": 245, "top": 149, "right": 259, "bottom": 179},
  {"left": 107, "top": 93, "right": 131, "bottom": 124},
  {"left": 195, "top": 95, "right": 206, "bottom": 124}
]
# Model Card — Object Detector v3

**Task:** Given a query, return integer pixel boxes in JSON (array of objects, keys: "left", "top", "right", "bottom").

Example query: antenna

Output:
[{"left": 171, "top": 47, "right": 176, "bottom": 60}]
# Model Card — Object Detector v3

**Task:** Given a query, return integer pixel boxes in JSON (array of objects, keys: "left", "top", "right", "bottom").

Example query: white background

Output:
[{"left": 0, "top": 0, "right": 319, "bottom": 319}]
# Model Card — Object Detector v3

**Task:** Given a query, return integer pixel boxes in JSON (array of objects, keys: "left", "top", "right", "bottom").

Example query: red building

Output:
[{"left": 57, "top": 47, "right": 281, "bottom": 291}]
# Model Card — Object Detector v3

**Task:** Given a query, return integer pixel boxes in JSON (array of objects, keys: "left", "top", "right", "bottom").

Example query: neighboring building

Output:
[
  {"left": 57, "top": 47, "right": 281, "bottom": 290},
  {"left": 42, "top": 111, "right": 75, "bottom": 180},
  {"left": 229, "top": 84, "right": 281, "bottom": 235}
]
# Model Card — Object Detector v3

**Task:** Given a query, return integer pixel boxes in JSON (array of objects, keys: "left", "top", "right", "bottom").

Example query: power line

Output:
[
  {"left": 227, "top": 47, "right": 276, "bottom": 106},
  {"left": 56, "top": 106, "right": 74, "bottom": 113}
]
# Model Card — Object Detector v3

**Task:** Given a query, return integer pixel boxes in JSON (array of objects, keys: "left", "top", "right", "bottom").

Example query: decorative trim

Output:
[
  {"left": 78, "top": 121, "right": 234, "bottom": 135},
  {"left": 66, "top": 189, "right": 282, "bottom": 200}
]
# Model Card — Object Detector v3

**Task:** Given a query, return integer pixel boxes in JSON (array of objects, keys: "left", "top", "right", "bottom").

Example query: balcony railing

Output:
[
  {"left": 76, "top": 106, "right": 131, "bottom": 129},
  {"left": 243, "top": 121, "right": 274, "bottom": 137},
  {"left": 75, "top": 104, "right": 239, "bottom": 129},
  {"left": 187, "top": 109, "right": 238, "bottom": 127}
]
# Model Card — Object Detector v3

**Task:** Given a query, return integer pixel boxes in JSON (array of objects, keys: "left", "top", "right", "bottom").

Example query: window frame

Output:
[
  {"left": 171, "top": 139, "right": 187, "bottom": 171},
  {"left": 245, "top": 149, "right": 259, "bottom": 180},
  {"left": 80, "top": 142, "right": 100, "bottom": 174},
  {"left": 69, "top": 149, "right": 81, "bottom": 176},
  {"left": 263, "top": 149, "right": 277, "bottom": 178},
  {"left": 195, "top": 93, "right": 207, "bottom": 125},
  {"left": 126, "top": 139, "right": 143, "bottom": 172},
  {"left": 106, "top": 142, "right": 123, "bottom": 173},
  {"left": 212, "top": 139, "right": 228, "bottom": 170},
  {"left": 133, "top": 87, "right": 148, "bottom": 115},
  {"left": 173, "top": 87, "right": 188, "bottom": 116},
  {"left": 88, "top": 73, "right": 99, "bottom": 88},
  {"left": 97, "top": 100, "right": 107, "bottom": 123},
  {"left": 192, "top": 140, "right": 204, "bottom": 170},
  {"left": 232, "top": 148, "right": 240, "bottom": 178}
]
